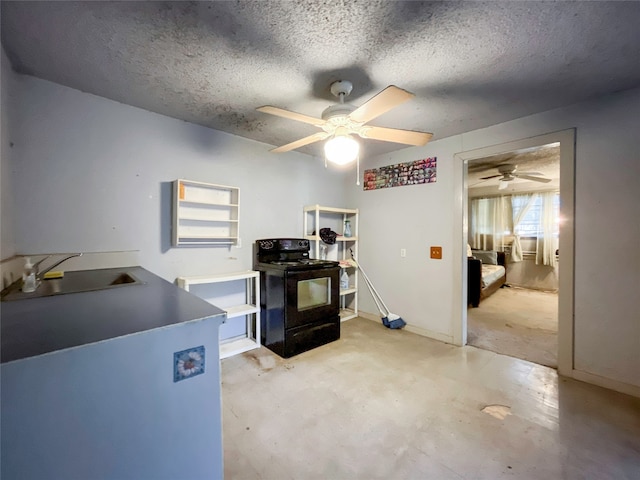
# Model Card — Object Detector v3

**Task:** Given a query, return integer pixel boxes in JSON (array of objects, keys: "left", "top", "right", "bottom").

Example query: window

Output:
[{"left": 512, "top": 193, "right": 559, "bottom": 238}]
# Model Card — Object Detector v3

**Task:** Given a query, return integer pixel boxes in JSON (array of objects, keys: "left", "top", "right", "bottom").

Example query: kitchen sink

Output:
[{"left": 1, "top": 268, "right": 144, "bottom": 301}]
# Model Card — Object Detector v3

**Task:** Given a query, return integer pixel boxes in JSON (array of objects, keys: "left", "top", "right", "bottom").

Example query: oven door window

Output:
[{"left": 297, "top": 277, "right": 331, "bottom": 311}]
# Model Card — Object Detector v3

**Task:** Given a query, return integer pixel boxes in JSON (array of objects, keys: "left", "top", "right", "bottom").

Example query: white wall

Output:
[
  {"left": 349, "top": 86, "right": 640, "bottom": 391},
  {"left": 1, "top": 48, "right": 17, "bottom": 259},
  {"left": 348, "top": 135, "right": 463, "bottom": 344},
  {"left": 3, "top": 72, "right": 347, "bottom": 283}
]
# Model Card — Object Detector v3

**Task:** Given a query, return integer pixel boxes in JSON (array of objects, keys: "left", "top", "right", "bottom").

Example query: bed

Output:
[{"left": 467, "top": 250, "right": 507, "bottom": 308}]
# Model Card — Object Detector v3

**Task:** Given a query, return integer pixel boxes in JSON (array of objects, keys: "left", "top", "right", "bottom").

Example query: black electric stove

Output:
[{"left": 254, "top": 238, "right": 340, "bottom": 358}]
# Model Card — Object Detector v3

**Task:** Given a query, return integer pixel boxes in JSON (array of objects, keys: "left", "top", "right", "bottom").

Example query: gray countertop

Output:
[{"left": 1, "top": 266, "right": 225, "bottom": 363}]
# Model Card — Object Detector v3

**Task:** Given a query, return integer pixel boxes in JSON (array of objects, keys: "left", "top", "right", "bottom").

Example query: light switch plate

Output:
[{"left": 430, "top": 246, "right": 442, "bottom": 259}]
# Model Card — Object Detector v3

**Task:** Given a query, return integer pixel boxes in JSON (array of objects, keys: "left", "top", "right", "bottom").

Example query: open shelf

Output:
[
  {"left": 339, "top": 308, "right": 357, "bottom": 322},
  {"left": 340, "top": 287, "right": 357, "bottom": 296},
  {"left": 173, "top": 179, "right": 240, "bottom": 246},
  {"left": 179, "top": 199, "right": 239, "bottom": 207},
  {"left": 225, "top": 304, "right": 260, "bottom": 319},
  {"left": 177, "top": 234, "right": 238, "bottom": 239},
  {"left": 177, "top": 271, "right": 260, "bottom": 358},
  {"left": 304, "top": 205, "right": 359, "bottom": 321},
  {"left": 220, "top": 336, "right": 259, "bottom": 359},
  {"left": 179, "top": 216, "right": 239, "bottom": 223},
  {"left": 305, "top": 235, "right": 359, "bottom": 242}
]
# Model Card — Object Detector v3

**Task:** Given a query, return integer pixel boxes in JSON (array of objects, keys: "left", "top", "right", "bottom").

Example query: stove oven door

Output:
[{"left": 285, "top": 267, "right": 339, "bottom": 329}]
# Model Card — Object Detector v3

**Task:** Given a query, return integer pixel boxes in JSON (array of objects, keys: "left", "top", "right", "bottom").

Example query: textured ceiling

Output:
[
  {"left": 2, "top": 1, "right": 640, "bottom": 159},
  {"left": 468, "top": 143, "right": 560, "bottom": 195}
]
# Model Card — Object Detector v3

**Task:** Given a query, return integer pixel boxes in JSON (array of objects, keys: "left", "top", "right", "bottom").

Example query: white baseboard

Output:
[
  {"left": 359, "top": 312, "right": 639, "bottom": 399},
  {"left": 570, "top": 369, "right": 640, "bottom": 399},
  {"left": 358, "top": 311, "right": 382, "bottom": 323},
  {"left": 359, "top": 311, "right": 454, "bottom": 344},
  {"left": 404, "top": 325, "right": 454, "bottom": 344}
]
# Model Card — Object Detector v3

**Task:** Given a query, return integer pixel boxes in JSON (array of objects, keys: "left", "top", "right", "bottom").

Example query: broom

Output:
[{"left": 350, "top": 250, "right": 406, "bottom": 329}]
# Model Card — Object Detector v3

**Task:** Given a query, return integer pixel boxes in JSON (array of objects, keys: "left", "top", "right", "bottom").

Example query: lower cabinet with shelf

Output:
[{"left": 177, "top": 271, "right": 260, "bottom": 358}]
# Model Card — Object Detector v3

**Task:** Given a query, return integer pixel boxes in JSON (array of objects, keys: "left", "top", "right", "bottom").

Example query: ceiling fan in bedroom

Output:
[
  {"left": 480, "top": 164, "right": 552, "bottom": 190},
  {"left": 256, "top": 80, "right": 433, "bottom": 165}
]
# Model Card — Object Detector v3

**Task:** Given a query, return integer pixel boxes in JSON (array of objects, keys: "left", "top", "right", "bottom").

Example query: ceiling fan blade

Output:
[
  {"left": 257, "top": 106, "right": 325, "bottom": 127},
  {"left": 469, "top": 179, "right": 490, "bottom": 187},
  {"left": 516, "top": 174, "right": 551, "bottom": 183},
  {"left": 270, "top": 132, "right": 330, "bottom": 153},
  {"left": 358, "top": 125, "right": 432, "bottom": 146},
  {"left": 479, "top": 174, "right": 503, "bottom": 180},
  {"left": 349, "top": 85, "right": 414, "bottom": 124},
  {"left": 515, "top": 171, "right": 544, "bottom": 176},
  {"left": 498, "top": 180, "right": 509, "bottom": 190}
]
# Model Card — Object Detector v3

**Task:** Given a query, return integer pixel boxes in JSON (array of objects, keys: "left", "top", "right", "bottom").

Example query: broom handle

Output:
[
  {"left": 350, "top": 250, "right": 391, "bottom": 317},
  {"left": 359, "top": 264, "right": 388, "bottom": 317},
  {"left": 361, "top": 268, "right": 392, "bottom": 317}
]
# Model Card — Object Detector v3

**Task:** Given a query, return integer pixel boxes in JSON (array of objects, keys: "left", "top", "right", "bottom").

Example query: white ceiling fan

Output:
[
  {"left": 480, "top": 164, "right": 552, "bottom": 190},
  {"left": 256, "top": 80, "right": 432, "bottom": 164}
]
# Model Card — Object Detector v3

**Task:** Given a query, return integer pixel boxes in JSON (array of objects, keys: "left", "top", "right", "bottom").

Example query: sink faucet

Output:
[{"left": 36, "top": 253, "right": 83, "bottom": 280}]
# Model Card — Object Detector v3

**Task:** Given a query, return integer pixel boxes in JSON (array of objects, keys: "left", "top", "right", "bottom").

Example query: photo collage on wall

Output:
[{"left": 363, "top": 157, "right": 437, "bottom": 190}]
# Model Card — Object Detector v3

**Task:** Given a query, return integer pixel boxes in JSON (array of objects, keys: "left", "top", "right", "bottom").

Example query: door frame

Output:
[{"left": 452, "top": 129, "right": 575, "bottom": 375}]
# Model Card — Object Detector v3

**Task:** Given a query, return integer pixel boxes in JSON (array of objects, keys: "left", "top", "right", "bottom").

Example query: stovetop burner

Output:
[
  {"left": 254, "top": 238, "right": 340, "bottom": 271},
  {"left": 300, "top": 259, "right": 339, "bottom": 266},
  {"left": 270, "top": 259, "right": 339, "bottom": 266},
  {"left": 257, "top": 258, "right": 339, "bottom": 271}
]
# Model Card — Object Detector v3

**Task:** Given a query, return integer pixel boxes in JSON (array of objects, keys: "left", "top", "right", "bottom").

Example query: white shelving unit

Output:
[
  {"left": 172, "top": 179, "right": 239, "bottom": 246},
  {"left": 177, "top": 271, "right": 260, "bottom": 359},
  {"left": 303, "top": 205, "right": 359, "bottom": 321}
]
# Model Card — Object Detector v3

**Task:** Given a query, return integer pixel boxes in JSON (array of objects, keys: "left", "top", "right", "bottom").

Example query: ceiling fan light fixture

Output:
[{"left": 324, "top": 134, "right": 359, "bottom": 165}]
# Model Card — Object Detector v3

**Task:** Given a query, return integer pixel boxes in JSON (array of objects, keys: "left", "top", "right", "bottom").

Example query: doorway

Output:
[
  {"left": 453, "top": 130, "right": 575, "bottom": 376},
  {"left": 466, "top": 144, "right": 560, "bottom": 367}
]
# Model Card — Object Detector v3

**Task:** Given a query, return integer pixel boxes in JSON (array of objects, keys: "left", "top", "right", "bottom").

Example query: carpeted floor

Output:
[{"left": 467, "top": 286, "right": 558, "bottom": 368}]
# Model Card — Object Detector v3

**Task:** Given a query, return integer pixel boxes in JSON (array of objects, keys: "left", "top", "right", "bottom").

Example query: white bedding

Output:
[{"left": 481, "top": 264, "right": 505, "bottom": 288}]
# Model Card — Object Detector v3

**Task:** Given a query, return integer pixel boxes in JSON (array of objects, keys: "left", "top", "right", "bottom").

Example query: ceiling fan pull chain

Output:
[{"left": 356, "top": 155, "right": 361, "bottom": 186}]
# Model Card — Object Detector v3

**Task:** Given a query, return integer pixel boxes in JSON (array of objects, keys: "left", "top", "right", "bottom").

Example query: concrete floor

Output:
[{"left": 221, "top": 318, "right": 640, "bottom": 479}]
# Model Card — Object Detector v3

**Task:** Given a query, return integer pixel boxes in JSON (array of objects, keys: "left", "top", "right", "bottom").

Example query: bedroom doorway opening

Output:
[
  {"left": 455, "top": 129, "right": 575, "bottom": 374},
  {"left": 466, "top": 144, "right": 560, "bottom": 367}
]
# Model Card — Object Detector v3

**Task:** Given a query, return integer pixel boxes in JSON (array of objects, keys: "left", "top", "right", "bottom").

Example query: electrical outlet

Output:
[
  {"left": 400, "top": 248, "right": 406, "bottom": 258},
  {"left": 430, "top": 246, "right": 442, "bottom": 259}
]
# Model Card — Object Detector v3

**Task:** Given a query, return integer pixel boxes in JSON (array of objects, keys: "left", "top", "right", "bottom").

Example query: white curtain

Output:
[
  {"left": 510, "top": 194, "right": 539, "bottom": 262},
  {"left": 536, "top": 192, "right": 559, "bottom": 267},
  {"left": 470, "top": 196, "right": 512, "bottom": 251}
]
